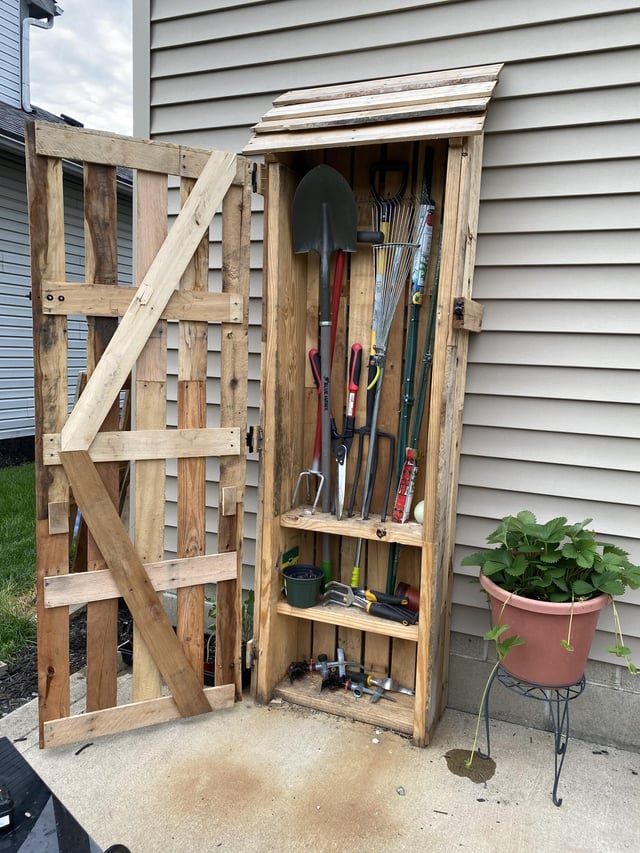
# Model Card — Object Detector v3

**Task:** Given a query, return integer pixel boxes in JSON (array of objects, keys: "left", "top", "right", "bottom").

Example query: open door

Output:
[{"left": 26, "top": 121, "right": 251, "bottom": 748}]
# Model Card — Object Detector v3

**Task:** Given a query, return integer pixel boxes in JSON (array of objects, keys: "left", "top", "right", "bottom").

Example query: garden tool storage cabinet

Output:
[{"left": 246, "top": 65, "right": 502, "bottom": 746}]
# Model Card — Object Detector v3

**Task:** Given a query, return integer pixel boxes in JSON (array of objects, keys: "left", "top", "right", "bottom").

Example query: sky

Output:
[{"left": 29, "top": 1, "right": 133, "bottom": 135}]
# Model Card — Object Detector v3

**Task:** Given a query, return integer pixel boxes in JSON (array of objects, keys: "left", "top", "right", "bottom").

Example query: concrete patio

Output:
[{"left": 0, "top": 671, "right": 638, "bottom": 852}]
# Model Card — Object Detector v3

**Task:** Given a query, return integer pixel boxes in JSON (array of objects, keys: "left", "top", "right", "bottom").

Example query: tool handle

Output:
[
  {"left": 343, "top": 343, "right": 362, "bottom": 446},
  {"left": 367, "top": 601, "right": 411, "bottom": 624},
  {"left": 361, "top": 588, "right": 409, "bottom": 606}
]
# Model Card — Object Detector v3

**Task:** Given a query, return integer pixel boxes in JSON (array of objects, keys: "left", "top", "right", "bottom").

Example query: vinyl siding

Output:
[
  {"left": 136, "top": 0, "right": 640, "bottom": 666},
  {"left": 0, "top": 150, "right": 133, "bottom": 440},
  {"left": 0, "top": 0, "right": 19, "bottom": 108}
]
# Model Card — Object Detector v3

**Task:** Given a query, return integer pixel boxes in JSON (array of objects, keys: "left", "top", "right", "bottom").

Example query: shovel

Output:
[{"left": 292, "top": 165, "right": 357, "bottom": 585}]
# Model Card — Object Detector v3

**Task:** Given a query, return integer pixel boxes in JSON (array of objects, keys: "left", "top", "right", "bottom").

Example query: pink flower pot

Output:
[{"left": 479, "top": 572, "right": 610, "bottom": 687}]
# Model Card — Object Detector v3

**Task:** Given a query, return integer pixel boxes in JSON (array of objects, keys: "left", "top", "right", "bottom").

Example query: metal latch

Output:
[
  {"left": 246, "top": 425, "right": 263, "bottom": 454},
  {"left": 452, "top": 297, "right": 483, "bottom": 333}
]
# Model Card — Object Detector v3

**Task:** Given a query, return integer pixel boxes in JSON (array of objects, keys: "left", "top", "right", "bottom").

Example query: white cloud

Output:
[{"left": 29, "top": 1, "right": 133, "bottom": 135}]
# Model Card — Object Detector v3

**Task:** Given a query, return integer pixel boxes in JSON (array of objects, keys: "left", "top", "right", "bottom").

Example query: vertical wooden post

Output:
[
  {"left": 84, "top": 162, "right": 120, "bottom": 711},
  {"left": 216, "top": 159, "right": 251, "bottom": 695},
  {"left": 25, "top": 122, "right": 71, "bottom": 745},
  {"left": 132, "top": 171, "right": 168, "bottom": 701},
  {"left": 176, "top": 177, "right": 209, "bottom": 679}
]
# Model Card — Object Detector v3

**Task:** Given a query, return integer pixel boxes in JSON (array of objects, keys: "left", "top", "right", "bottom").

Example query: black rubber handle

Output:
[{"left": 367, "top": 601, "right": 410, "bottom": 624}]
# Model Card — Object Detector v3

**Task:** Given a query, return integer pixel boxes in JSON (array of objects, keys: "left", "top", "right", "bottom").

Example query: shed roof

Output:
[{"left": 244, "top": 63, "right": 503, "bottom": 155}]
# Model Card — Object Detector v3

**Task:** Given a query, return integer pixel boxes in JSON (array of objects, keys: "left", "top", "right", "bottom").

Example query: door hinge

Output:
[{"left": 246, "top": 425, "right": 263, "bottom": 454}]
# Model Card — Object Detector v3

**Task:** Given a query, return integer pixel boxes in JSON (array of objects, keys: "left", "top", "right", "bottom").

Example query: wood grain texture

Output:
[
  {"left": 25, "top": 122, "right": 71, "bottom": 745},
  {"left": 59, "top": 449, "right": 211, "bottom": 718}
]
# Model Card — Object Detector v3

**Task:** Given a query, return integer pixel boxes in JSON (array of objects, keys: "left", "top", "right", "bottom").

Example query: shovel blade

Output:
[{"left": 292, "top": 165, "right": 357, "bottom": 256}]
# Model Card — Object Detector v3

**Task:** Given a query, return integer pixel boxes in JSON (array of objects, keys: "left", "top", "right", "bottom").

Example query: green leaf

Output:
[
  {"left": 607, "top": 644, "right": 631, "bottom": 658},
  {"left": 560, "top": 640, "right": 574, "bottom": 652},
  {"left": 571, "top": 579, "right": 594, "bottom": 596},
  {"left": 484, "top": 624, "right": 509, "bottom": 642}
]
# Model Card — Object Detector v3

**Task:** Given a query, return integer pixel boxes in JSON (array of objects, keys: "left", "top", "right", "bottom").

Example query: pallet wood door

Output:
[{"left": 26, "top": 121, "right": 251, "bottom": 748}]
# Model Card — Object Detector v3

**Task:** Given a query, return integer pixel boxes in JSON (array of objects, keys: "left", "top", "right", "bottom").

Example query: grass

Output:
[{"left": 0, "top": 463, "right": 37, "bottom": 662}]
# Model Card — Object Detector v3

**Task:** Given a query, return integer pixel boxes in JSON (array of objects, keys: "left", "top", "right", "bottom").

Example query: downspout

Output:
[{"left": 21, "top": 12, "right": 59, "bottom": 112}]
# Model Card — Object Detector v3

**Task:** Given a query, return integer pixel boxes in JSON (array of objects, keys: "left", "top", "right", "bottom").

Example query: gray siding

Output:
[
  {"left": 0, "top": 150, "right": 133, "bottom": 440},
  {"left": 135, "top": 1, "right": 640, "bottom": 667},
  {"left": 0, "top": 0, "right": 19, "bottom": 108}
]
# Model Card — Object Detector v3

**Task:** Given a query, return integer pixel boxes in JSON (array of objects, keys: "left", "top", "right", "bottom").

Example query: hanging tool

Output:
[
  {"left": 360, "top": 165, "right": 426, "bottom": 521},
  {"left": 332, "top": 342, "right": 362, "bottom": 519},
  {"left": 385, "top": 236, "right": 442, "bottom": 594},
  {"left": 292, "top": 165, "right": 357, "bottom": 587},
  {"left": 321, "top": 581, "right": 417, "bottom": 625}
]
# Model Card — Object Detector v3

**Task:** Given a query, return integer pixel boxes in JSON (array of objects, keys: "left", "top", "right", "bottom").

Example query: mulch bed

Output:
[{"left": 0, "top": 604, "right": 133, "bottom": 719}]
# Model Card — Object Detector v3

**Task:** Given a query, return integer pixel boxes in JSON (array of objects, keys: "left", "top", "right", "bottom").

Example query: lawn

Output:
[{"left": 0, "top": 463, "right": 36, "bottom": 663}]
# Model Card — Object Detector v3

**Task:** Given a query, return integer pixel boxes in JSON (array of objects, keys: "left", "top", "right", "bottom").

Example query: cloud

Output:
[{"left": 29, "top": 1, "right": 133, "bottom": 135}]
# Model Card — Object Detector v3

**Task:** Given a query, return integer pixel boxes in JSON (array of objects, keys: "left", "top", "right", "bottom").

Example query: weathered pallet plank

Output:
[
  {"left": 43, "top": 428, "right": 240, "bottom": 465},
  {"left": 216, "top": 159, "right": 252, "bottom": 695},
  {"left": 84, "top": 161, "right": 120, "bottom": 713},
  {"left": 34, "top": 121, "right": 245, "bottom": 183},
  {"left": 261, "top": 81, "right": 496, "bottom": 124},
  {"left": 253, "top": 97, "right": 489, "bottom": 134},
  {"left": 43, "top": 684, "right": 235, "bottom": 749},
  {"left": 132, "top": 169, "right": 169, "bottom": 703},
  {"left": 176, "top": 175, "right": 209, "bottom": 680},
  {"left": 25, "top": 123, "right": 71, "bottom": 746},
  {"left": 44, "top": 552, "right": 237, "bottom": 608},
  {"left": 271, "top": 64, "right": 503, "bottom": 106},
  {"left": 243, "top": 115, "right": 485, "bottom": 155},
  {"left": 41, "top": 283, "right": 243, "bottom": 323}
]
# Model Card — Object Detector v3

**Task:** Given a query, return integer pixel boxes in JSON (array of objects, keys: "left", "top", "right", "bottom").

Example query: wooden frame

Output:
[
  {"left": 247, "top": 65, "right": 500, "bottom": 746},
  {"left": 26, "top": 121, "right": 251, "bottom": 748}
]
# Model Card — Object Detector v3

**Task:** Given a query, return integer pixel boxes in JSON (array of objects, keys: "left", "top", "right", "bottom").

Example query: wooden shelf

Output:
[
  {"left": 279, "top": 508, "right": 425, "bottom": 548},
  {"left": 274, "top": 673, "right": 415, "bottom": 736},
  {"left": 275, "top": 600, "right": 419, "bottom": 641}
]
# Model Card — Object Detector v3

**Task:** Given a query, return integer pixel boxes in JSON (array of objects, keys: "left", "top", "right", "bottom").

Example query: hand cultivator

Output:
[{"left": 321, "top": 581, "right": 418, "bottom": 625}]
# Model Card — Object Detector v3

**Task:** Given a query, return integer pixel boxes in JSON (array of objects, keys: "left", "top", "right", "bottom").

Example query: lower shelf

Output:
[{"left": 274, "top": 672, "right": 415, "bottom": 736}]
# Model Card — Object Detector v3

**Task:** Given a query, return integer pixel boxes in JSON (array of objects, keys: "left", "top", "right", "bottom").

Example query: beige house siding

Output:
[{"left": 133, "top": 2, "right": 640, "bottom": 693}]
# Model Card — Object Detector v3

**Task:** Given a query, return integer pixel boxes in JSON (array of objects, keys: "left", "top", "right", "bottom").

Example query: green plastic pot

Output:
[{"left": 282, "top": 564, "right": 323, "bottom": 608}]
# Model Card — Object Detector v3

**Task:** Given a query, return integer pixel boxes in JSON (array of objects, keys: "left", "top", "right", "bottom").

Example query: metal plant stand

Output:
[{"left": 477, "top": 664, "right": 586, "bottom": 806}]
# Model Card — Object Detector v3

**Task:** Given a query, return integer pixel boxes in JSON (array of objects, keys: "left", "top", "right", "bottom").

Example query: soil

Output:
[{"left": 0, "top": 604, "right": 133, "bottom": 719}]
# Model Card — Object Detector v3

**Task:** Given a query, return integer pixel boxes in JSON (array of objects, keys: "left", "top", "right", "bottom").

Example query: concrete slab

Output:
[{"left": 1, "top": 675, "right": 639, "bottom": 852}]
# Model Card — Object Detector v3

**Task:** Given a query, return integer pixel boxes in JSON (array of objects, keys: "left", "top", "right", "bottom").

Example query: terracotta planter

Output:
[{"left": 479, "top": 572, "right": 610, "bottom": 687}]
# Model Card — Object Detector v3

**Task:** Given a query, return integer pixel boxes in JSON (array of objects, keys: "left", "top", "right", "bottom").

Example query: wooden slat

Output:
[
  {"left": 243, "top": 115, "right": 485, "bottom": 155},
  {"left": 59, "top": 449, "right": 211, "bottom": 718},
  {"left": 43, "top": 684, "right": 235, "bottom": 749},
  {"left": 253, "top": 97, "right": 489, "bottom": 134},
  {"left": 43, "top": 427, "right": 240, "bottom": 464},
  {"left": 215, "top": 157, "right": 252, "bottom": 694},
  {"left": 24, "top": 122, "right": 71, "bottom": 745},
  {"left": 84, "top": 161, "right": 120, "bottom": 713},
  {"left": 44, "top": 552, "right": 237, "bottom": 607},
  {"left": 60, "top": 148, "right": 237, "bottom": 452},
  {"left": 176, "top": 175, "right": 209, "bottom": 681},
  {"left": 260, "top": 81, "right": 496, "bottom": 124},
  {"left": 272, "top": 64, "right": 504, "bottom": 106},
  {"left": 34, "top": 121, "right": 248, "bottom": 183},
  {"left": 41, "top": 283, "right": 243, "bottom": 323},
  {"left": 133, "top": 170, "right": 169, "bottom": 702}
]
